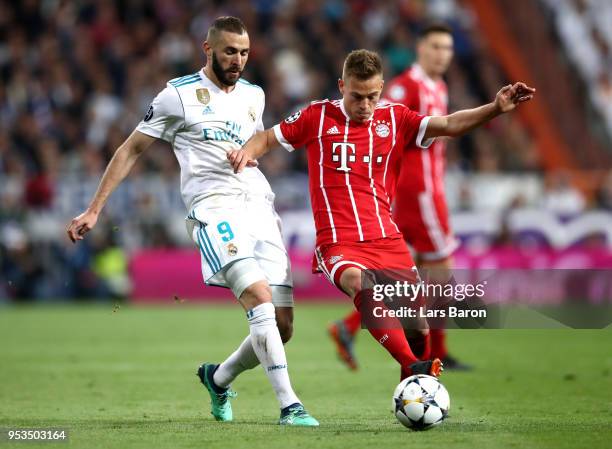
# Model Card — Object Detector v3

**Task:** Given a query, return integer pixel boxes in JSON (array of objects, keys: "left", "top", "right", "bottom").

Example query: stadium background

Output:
[
  {"left": 1, "top": 2, "right": 611, "bottom": 448},
  {"left": 2, "top": 0, "right": 612, "bottom": 302}
]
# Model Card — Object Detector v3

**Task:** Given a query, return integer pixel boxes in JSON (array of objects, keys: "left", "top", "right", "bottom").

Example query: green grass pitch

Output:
[{"left": 0, "top": 303, "right": 611, "bottom": 449}]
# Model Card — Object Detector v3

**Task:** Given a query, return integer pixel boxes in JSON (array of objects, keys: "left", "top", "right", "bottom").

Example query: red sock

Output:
[
  {"left": 342, "top": 309, "right": 362, "bottom": 336},
  {"left": 354, "top": 291, "right": 418, "bottom": 371},
  {"left": 430, "top": 328, "right": 448, "bottom": 359},
  {"left": 407, "top": 332, "right": 431, "bottom": 360}
]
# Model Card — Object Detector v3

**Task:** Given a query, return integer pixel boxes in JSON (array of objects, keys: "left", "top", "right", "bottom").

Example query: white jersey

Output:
[{"left": 136, "top": 69, "right": 273, "bottom": 210}]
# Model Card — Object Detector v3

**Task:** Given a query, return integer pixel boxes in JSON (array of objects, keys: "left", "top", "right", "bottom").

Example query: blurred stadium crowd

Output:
[
  {"left": 542, "top": 0, "right": 612, "bottom": 134},
  {"left": 1, "top": 0, "right": 611, "bottom": 300}
]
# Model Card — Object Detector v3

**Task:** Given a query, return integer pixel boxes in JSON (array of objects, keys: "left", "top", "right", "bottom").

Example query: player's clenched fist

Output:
[{"left": 66, "top": 210, "right": 98, "bottom": 243}]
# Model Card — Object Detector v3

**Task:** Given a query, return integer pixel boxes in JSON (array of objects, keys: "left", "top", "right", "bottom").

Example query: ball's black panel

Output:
[
  {"left": 394, "top": 397, "right": 406, "bottom": 414},
  {"left": 410, "top": 415, "right": 426, "bottom": 431}
]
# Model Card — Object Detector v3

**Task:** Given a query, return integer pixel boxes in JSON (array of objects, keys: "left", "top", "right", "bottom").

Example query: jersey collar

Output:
[
  {"left": 339, "top": 99, "right": 374, "bottom": 124},
  {"left": 199, "top": 68, "right": 240, "bottom": 94},
  {"left": 411, "top": 64, "right": 438, "bottom": 91}
]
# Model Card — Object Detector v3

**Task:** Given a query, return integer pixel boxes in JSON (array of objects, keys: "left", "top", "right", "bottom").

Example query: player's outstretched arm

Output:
[
  {"left": 66, "top": 130, "right": 156, "bottom": 243},
  {"left": 227, "top": 128, "right": 279, "bottom": 174},
  {"left": 424, "top": 82, "right": 535, "bottom": 140}
]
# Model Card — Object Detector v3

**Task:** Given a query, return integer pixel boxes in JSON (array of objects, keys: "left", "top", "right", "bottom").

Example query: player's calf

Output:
[
  {"left": 234, "top": 274, "right": 317, "bottom": 423},
  {"left": 275, "top": 306, "right": 293, "bottom": 343}
]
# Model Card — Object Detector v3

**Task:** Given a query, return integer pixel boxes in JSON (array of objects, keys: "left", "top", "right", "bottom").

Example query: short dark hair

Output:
[
  {"left": 207, "top": 16, "right": 247, "bottom": 44},
  {"left": 342, "top": 49, "right": 383, "bottom": 80},
  {"left": 418, "top": 23, "right": 453, "bottom": 39}
]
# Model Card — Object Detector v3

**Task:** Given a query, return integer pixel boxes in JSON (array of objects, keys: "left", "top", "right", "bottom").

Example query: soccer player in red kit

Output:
[
  {"left": 228, "top": 49, "right": 534, "bottom": 379},
  {"left": 329, "top": 24, "right": 468, "bottom": 371}
]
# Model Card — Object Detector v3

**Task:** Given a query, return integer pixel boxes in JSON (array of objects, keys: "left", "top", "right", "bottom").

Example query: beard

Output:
[{"left": 212, "top": 52, "right": 242, "bottom": 86}]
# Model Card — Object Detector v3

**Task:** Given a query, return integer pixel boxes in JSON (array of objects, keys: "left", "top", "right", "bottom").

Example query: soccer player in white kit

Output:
[{"left": 66, "top": 16, "right": 318, "bottom": 427}]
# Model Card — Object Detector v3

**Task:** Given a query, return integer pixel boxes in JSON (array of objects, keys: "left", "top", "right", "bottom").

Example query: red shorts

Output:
[
  {"left": 313, "top": 236, "right": 417, "bottom": 289},
  {"left": 393, "top": 192, "right": 459, "bottom": 262}
]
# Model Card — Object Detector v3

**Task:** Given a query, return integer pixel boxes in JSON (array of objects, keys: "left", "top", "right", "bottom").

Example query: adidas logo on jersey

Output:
[
  {"left": 328, "top": 255, "right": 344, "bottom": 265},
  {"left": 202, "top": 106, "right": 214, "bottom": 115},
  {"left": 326, "top": 126, "right": 340, "bottom": 135}
]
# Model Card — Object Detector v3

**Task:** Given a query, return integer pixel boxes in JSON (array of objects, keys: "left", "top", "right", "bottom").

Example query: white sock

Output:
[
  {"left": 247, "top": 302, "right": 300, "bottom": 409},
  {"left": 213, "top": 335, "right": 259, "bottom": 388}
]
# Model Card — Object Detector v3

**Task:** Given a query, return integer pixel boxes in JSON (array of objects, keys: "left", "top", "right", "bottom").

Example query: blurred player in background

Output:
[
  {"left": 329, "top": 24, "right": 470, "bottom": 371},
  {"left": 66, "top": 16, "right": 318, "bottom": 427},
  {"left": 228, "top": 49, "right": 534, "bottom": 380}
]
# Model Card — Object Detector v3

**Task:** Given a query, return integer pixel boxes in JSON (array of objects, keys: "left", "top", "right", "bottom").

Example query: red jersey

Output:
[
  {"left": 384, "top": 64, "right": 448, "bottom": 198},
  {"left": 273, "top": 99, "right": 433, "bottom": 248},
  {"left": 384, "top": 64, "right": 459, "bottom": 261}
]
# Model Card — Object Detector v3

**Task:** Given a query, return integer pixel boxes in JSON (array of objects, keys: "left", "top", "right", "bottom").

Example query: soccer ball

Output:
[{"left": 392, "top": 375, "right": 450, "bottom": 430}]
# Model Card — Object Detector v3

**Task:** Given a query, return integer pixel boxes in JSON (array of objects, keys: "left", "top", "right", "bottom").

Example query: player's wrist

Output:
[
  {"left": 492, "top": 99, "right": 505, "bottom": 115},
  {"left": 86, "top": 205, "right": 102, "bottom": 216}
]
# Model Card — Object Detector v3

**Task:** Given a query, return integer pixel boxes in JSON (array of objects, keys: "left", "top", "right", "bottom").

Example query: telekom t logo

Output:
[{"left": 332, "top": 142, "right": 356, "bottom": 172}]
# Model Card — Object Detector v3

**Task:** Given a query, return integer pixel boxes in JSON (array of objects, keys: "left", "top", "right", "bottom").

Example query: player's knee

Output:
[
  {"left": 240, "top": 281, "right": 272, "bottom": 308},
  {"left": 224, "top": 258, "right": 271, "bottom": 308},
  {"left": 339, "top": 268, "right": 363, "bottom": 298}
]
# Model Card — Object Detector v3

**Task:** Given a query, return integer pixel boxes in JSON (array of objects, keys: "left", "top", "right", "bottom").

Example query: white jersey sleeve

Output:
[{"left": 136, "top": 85, "right": 184, "bottom": 143}]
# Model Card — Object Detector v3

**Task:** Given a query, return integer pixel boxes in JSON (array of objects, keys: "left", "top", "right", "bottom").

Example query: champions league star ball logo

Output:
[
  {"left": 284, "top": 110, "right": 301, "bottom": 123},
  {"left": 143, "top": 105, "right": 154, "bottom": 122},
  {"left": 374, "top": 120, "right": 391, "bottom": 138}
]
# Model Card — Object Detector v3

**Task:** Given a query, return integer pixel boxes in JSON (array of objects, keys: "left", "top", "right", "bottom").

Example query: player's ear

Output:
[
  {"left": 338, "top": 78, "right": 344, "bottom": 95},
  {"left": 203, "top": 40, "right": 212, "bottom": 58}
]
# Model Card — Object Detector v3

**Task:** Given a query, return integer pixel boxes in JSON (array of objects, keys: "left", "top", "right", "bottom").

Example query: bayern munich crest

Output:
[{"left": 374, "top": 120, "right": 391, "bottom": 138}]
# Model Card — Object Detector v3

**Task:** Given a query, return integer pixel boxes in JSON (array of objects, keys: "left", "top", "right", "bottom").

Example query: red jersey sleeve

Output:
[
  {"left": 395, "top": 104, "right": 434, "bottom": 150},
  {"left": 273, "top": 104, "right": 317, "bottom": 151}
]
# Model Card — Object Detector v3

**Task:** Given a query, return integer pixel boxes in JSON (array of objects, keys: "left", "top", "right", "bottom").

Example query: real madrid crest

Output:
[
  {"left": 248, "top": 106, "right": 256, "bottom": 122},
  {"left": 196, "top": 88, "right": 210, "bottom": 105},
  {"left": 227, "top": 243, "right": 238, "bottom": 256}
]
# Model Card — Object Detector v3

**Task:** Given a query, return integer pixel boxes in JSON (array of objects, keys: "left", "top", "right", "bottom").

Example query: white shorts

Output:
[{"left": 186, "top": 193, "right": 293, "bottom": 306}]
